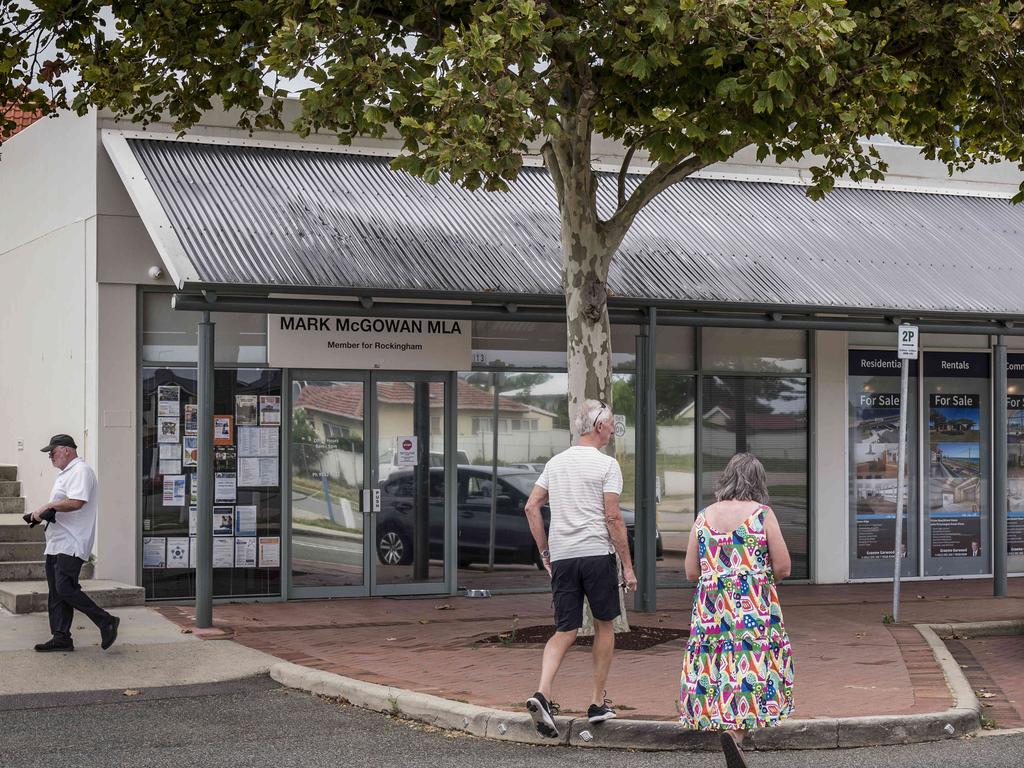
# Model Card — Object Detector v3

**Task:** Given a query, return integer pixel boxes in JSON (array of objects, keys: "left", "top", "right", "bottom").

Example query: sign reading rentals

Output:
[{"left": 267, "top": 314, "right": 472, "bottom": 371}]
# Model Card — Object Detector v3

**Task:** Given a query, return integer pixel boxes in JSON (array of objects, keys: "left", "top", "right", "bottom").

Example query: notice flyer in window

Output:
[
  {"left": 237, "top": 427, "right": 280, "bottom": 458},
  {"left": 159, "top": 460, "right": 182, "bottom": 476},
  {"left": 158, "top": 417, "right": 180, "bottom": 443},
  {"left": 162, "top": 475, "right": 186, "bottom": 507},
  {"left": 166, "top": 537, "right": 190, "bottom": 569},
  {"left": 238, "top": 457, "right": 278, "bottom": 488},
  {"left": 184, "top": 404, "right": 198, "bottom": 435},
  {"left": 188, "top": 505, "right": 197, "bottom": 536},
  {"left": 189, "top": 536, "right": 196, "bottom": 568},
  {"left": 157, "top": 385, "right": 180, "bottom": 417},
  {"left": 215, "top": 445, "right": 237, "bottom": 473},
  {"left": 258, "top": 537, "right": 281, "bottom": 568},
  {"left": 182, "top": 436, "right": 198, "bottom": 467},
  {"left": 189, "top": 472, "right": 198, "bottom": 505},
  {"left": 212, "top": 537, "right": 234, "bottom": 568},
  {"left": 214, "top": 472, "right": 236, "bottom": 503},
  {"left": 235, "top": 394, "right": 259, "bottom": 426},
  {"left": 213, "top": 505, "right": 234, "bottom": 535},
  {"left": 234, "top": 536, "right": 257, "bottom": 568},
  {"left": 143, "top": 537, "right": 166, "bottom": 568},
  {"left": 234, "top": 504, "right": 257, "bottom": 536},
  {"left": 213, "top": 415, "right": 233, "bottom": 446},
  {"left": 259, "top": 395, "right": 281, "bottom": 425}
]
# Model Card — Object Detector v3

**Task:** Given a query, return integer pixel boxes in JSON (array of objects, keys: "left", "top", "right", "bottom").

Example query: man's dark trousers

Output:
[{"left": 45, "top": 554, "right": 112, "bottom": 641}]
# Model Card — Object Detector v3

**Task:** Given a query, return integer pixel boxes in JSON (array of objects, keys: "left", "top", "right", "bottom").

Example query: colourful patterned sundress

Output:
[{"left": 679, "top": 505, "right": 795, "bottom": 730}]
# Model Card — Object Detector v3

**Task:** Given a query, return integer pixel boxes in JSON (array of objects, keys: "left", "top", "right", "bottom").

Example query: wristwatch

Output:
[{"left": 541, "top": 549, "right": 550, "bottom": 558}]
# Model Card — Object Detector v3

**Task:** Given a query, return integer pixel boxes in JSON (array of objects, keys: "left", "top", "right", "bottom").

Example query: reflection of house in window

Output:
[{"left": 324, "top": 422, "right": 351, "bottom": 440}]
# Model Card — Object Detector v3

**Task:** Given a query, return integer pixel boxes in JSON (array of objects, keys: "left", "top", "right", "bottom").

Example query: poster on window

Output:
[
  {"left": 929, "top": 393, "right": 982, "bottom": 557},
  {"left": 852, "top": 391, "right": 907, "bottom": 559},
  {"left": 158, "top": 385, "right": 180, "bottom": 417},
  {"left": 1007, "top": 394, "right": 1024, "bottom": 555}
]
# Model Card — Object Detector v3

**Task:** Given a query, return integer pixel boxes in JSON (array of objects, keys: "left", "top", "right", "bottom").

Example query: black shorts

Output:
[{"left": 550, "top": 553, "right": 620, "bottom": 632}]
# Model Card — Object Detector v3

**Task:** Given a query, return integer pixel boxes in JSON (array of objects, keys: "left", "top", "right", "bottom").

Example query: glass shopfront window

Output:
[
  {"left": 655, "top": 373, "right": 696, "bottom": 586},
  {"left": 141, "top": 367, "right": 282, "bottom": 599},
  {"left": 142, "top": 292, "right": 267, "bottom": 364},
  {"left": 701, "top": 374, "right": 809, "bottom": 579},
  {"left": 847, "top": 350, "right": 918, "bottom": 579},
  {"left": 702, "top": 328, "right": 807, "bottom": 373}
]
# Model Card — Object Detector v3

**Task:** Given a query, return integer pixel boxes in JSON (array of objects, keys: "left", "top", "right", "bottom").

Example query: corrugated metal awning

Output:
[{"left": 103, "top": 131, "right": 1024, "bottom": 317}]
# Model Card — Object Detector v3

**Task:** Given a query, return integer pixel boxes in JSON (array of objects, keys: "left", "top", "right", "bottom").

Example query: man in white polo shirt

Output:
[
  {"left": 522, "top": 398, "right": 637, "bottom": 738},
  {"left": 29, "top": 434, "right": 119, "bottom": 652}
]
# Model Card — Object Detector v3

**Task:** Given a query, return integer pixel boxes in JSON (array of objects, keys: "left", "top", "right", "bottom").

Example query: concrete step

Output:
[
  {"left": 0, "top": 514, "right": 45, "bottom": 542},
  {"left": 0, "top": 579, "right": 144, "bottom": 614},
  {"left": 0, "top": 561, "right": 93, "bottom": 581},
  {"left": 0, "top": 466, "right": 16, "bottom": 481},
  {"left": 0, "top": 498, "right": 25, "bottom": 514},
  {"left": 0, "top": 541, "right": 45, "bottom": 561},
  {"left": 0, "top": 481, "right": 21, "bottom": 498}
]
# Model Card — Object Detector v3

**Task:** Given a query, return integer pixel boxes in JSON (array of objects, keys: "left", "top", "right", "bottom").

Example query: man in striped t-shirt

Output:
[{"left": 523, "top": 398, "right": 637, "bottom": 738}]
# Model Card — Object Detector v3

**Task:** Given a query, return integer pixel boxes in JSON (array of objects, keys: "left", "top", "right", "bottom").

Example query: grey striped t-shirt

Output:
[{"left": 535, "top": 445, "right": 623, "bottom": 562}]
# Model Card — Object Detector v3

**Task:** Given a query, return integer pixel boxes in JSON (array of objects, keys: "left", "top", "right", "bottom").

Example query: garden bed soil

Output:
[{"left": 477, "top": 624, "right": 687, "bottom": 650}]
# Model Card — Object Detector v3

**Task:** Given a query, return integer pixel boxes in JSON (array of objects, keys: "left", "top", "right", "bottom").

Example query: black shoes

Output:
[
  {"left": 34, "top": 637, "right": 74, "bottom": 653},
  {"left": 100, "top": 616, "right": 120, "bottom": 650},
  {"left": 720, "top": 732, "right": 749, "bottom": 768},
  {"left": 587, "top": 692, "right": 617, "bottom": 723},
  {"left": 526, "top": 691, "right": 560, "bottom": 738}
]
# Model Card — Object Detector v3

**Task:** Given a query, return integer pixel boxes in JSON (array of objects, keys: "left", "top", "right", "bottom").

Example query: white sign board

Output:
[
  {"left": 898, "top": 325, "right": 919, "bottom": 360},
  {"left": 395, "top": 436, "right": 418, "bottom": 466},
  {"left": 267, "top": 315, "right": 472, "bottom": 370},
  {"left": 613, "top": 414, "right": 626, "bottom": 438}
]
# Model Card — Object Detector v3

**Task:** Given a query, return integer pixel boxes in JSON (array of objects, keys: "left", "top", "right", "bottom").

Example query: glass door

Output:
[
  {"left": 289, "top": 372, "right": 369, "bottom": 597},
  {"left": 371, "top": 373, "right": 450, "bottom": 594}
]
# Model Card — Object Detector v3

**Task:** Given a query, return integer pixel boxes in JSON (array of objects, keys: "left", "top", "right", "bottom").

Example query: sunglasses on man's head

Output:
[{"left": 593, "top": 400, "right": 608, "bottom": 430}]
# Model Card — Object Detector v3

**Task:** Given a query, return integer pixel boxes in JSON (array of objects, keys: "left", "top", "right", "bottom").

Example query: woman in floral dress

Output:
[{"left": 680, "top": 453, "right": 795, "bottom": 768}]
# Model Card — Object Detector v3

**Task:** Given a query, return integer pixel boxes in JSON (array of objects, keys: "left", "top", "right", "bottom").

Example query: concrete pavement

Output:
[
  {"left": 0, "top": 606, "right": 278, "bottom": 695},
  {"left": 2, "top": 580, "right": 1022, "bottom": 751}
]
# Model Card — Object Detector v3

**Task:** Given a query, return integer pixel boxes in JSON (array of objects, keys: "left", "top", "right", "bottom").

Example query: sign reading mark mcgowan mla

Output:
[{"left": 267, "top": 314, "right": 472, "bottom": 371}]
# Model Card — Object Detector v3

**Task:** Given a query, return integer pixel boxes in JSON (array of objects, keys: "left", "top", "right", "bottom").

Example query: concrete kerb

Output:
[{"left": 268, "top": 620, "right": 992, "bottom": 752}]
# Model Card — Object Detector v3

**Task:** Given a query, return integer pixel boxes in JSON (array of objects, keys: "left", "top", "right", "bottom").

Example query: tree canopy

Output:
[{"left": 4, "top": 1, "right": 1024, "bottom": 416}]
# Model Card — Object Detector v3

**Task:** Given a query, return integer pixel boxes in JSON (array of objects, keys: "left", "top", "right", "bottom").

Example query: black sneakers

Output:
[
  {"left": 587, "top": 693, "right": 617, "bottom": 723},
  {"left": 526, "top": 691, "right": 560, "bottom": 738},
  {"left": 720, "top": 732, "right": 749, "bottom": 768},
  {"left": 34, "top": 637, "right": 74, "bottom": 653},
  {"left": 100, "top": 615, "right": 120, "bottom": 650}
]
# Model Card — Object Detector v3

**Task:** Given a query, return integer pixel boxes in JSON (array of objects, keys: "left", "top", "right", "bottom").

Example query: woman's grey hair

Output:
[
  {"left": 715, "top": 453, "right": 770, "bottom": 503},
  {"left": 575, "top": 398, "right": 612, "bottom": 436}
]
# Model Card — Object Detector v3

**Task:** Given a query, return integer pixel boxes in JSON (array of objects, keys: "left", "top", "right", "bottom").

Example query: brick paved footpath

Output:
[{"left": 157, "top": 580, "right": 1024, "bottom": 722}]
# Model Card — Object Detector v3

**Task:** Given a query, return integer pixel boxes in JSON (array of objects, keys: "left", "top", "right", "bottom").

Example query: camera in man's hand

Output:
[{"left": 22, "top": 508, "right": 56, "bottom": 527}]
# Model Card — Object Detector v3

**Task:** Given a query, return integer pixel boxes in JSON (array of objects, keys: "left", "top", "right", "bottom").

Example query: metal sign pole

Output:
[
  {"left": 892, "top": 358, "right": 909, "bottom": 623},
  {"left": 892, "top": 324, "right": 917, "bottom": 624}
]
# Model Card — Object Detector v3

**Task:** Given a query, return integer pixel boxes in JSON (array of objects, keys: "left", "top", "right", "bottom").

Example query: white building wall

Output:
[
  {"left": 0, "top": 222, "right": 90, "bottom": 510},
  {"left": 813, "top": 331, "right": 849, "bottom": 582}
]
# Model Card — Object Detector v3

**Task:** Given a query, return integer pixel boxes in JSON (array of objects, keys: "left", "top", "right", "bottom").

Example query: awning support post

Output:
[
  {"left": 994, "top": 338, "right": 1008, "bottom": 597},
  {"left": 196, "top": 311, "right": 215, "bottom": 628},
  {"left": 634, "top": 308, "right": 657, "bottom": 613}
]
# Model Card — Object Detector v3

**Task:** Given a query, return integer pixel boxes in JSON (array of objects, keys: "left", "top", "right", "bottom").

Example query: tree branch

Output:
[
  {"left": 541, "top": 139, "right": 567, "bottom": 211},
  {"left": 605, "top": 154, "right": 712, "bottom": 248},
  {"left": 616, "top": 143, "right": 637, "bottom": 209}
]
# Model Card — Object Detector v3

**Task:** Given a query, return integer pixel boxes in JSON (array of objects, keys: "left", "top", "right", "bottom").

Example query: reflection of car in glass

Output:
[
  {"left": 375, "top": 465, "right": 663, "bottom": 568},
  {"left": 507, "top": 462, "right": 548, "bottom": 473}
]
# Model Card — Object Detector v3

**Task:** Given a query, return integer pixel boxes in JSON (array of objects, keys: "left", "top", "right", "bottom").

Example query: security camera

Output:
[{"left": 148, "top": 265, "right": 164, "bottom": 280}]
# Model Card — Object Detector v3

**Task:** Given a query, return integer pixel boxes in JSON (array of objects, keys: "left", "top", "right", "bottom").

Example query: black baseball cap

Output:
[{"left": 40, "top": 434, "right": 77, "bottom": 452}]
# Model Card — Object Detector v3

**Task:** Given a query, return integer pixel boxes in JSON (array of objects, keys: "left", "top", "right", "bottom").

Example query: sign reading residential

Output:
[{"left": 267, "top": 314, "right": 472, "bottom": 371}]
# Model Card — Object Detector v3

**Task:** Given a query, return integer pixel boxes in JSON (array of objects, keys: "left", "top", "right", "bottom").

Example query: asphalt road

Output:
[{"left": 3, "top": 677, "right": 1023, "bottom": 768}]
